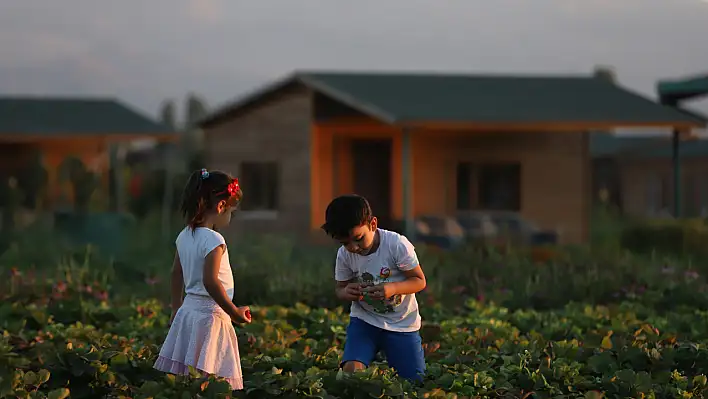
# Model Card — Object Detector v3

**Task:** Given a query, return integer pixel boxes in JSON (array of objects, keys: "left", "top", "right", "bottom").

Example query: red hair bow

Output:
[{"left": 223, "top": 178, "right": 240, "bottom": 197}]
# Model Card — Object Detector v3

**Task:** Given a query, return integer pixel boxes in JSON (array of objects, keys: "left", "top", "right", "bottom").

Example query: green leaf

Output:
[
  {"left": 601, "top": 335, "right": 613, "bottom": 350},
  {"left": 140, "top": 380, "right": 162, "bottom": 396},
  {"left": 282, "top": 375, "right": 300, "bottom": 391},
  {"left": 37, "top": 369, "right": 51, "bottom": 385},
  {"left": 383, "top": 382, "right": 404, "bottom": 396},
  {"left": 636, "top": 371, "right": 653, "bottom": 393},
  {"left": 204, "top": 379, "right": 232, "bottom": 397},
  {"left": 22, "top": 371, "right": 38, "bottom": 386},
  {"left": 164, "top": 374, "right": 176, "bottom": 386},
  {"left": 47, "top": 388, "right": 70, "bottom": 399},
  {"left": 110, "top": 353, "right": 129, "bottom": 366}
]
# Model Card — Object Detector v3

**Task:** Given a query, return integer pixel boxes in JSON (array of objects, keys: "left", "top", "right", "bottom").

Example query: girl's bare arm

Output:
[
  {"left": 203, "top": 245, "right": 248, "bottom": 323},
  {"left": 170, "top": 251, "right": 184, "bottom": 313}
]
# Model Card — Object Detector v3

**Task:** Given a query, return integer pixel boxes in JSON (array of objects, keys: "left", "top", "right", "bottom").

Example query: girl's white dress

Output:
[{"left": 154, "top": 227, "right": 243, "bottom": 390}]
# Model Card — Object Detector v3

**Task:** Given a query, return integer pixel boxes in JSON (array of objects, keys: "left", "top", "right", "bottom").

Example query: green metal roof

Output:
[
  {"left": 657, "top": 74, "right": 708, "bottom": 102},
  {"left": 200, "top": 70, "right": 707, "bottom": 128},
  {"left": 0, "top": 97, "right": 172, "bottom": 136},
  {"left": 299, "top": 71, "right": 705, "bottom": 126}
]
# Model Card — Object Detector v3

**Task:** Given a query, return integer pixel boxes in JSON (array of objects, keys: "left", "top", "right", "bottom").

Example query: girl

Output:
[{"left": 154, "top": 168, "right": 251, "bottom": 390}]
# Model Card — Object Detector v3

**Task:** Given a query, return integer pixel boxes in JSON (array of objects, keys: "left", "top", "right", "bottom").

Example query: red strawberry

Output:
[{"left": 245, "top": 309, "right": 252, "bottom": 320}]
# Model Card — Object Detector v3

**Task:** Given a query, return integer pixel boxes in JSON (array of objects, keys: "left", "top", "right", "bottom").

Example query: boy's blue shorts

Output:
[{"left": 341, "top": 316, "right": 426, "bottom": 381}]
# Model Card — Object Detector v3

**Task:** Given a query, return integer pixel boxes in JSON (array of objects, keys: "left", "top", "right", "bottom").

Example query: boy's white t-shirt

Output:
[
  {"left": 335, "top": 228, "right": 421, "bottom": 332},
  {"left": 176, "top": 227, "right": 234, "bottom": 299}
]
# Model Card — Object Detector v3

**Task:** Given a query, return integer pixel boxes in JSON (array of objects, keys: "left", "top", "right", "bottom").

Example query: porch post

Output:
[
  {"left": 401, "top": 128, "right": 414, "bottom": 238},
  {"left": 108, "top": 142, "right": 120, "bottom": 211},
  {"left": 661, "top": 93, "right": 682, "bottom": 218},
  {"left": 671, "top": 128, "right": 681, "bottom": 218}
]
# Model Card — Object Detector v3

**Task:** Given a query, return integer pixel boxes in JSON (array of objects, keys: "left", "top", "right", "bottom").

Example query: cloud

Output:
[
  {"left": 0, "top": 0, "right": 707, "bottom": 117},
  {"left": 185, "top": 0, "right": 224, "bottom": 23}
]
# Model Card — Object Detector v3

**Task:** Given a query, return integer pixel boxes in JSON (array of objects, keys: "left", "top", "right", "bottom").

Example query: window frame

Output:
[{"left": 238, "top": 161, "right": 280, "bottom": 215}]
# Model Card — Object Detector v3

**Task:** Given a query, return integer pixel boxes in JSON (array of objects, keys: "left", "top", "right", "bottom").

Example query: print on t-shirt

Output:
[{"left": 357, "top": 267, "right": 403, "bottom": 314}]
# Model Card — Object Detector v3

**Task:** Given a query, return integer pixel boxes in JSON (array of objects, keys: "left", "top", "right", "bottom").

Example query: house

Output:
[
  {"left": 592, "top": 134, "right": 708, "bottom": 218},
  {"left": 591, "top": 73, "right": 708, "bottom": 219},
  {"left": 198, "top": 71, "right": 705, "bottom": 244},
  {"left": 0, "top": 97, "right": 175, "bottom": 209}
]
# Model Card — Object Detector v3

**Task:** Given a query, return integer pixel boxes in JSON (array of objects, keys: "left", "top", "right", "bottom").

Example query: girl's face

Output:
[{"left": 213, "top": 200, "right": 236, "bottom": 228}]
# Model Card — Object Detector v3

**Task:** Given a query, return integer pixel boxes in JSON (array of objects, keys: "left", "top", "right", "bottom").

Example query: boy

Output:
[{"left": 321, "top": 194, "right": 427, "bottom": 381}]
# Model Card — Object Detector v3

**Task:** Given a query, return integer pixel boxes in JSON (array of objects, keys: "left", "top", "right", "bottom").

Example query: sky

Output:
[{"left": 1, "top": 0, "right": 708, "bottom": 123}]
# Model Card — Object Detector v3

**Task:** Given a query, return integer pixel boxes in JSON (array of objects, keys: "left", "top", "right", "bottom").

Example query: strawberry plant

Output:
[{"left": 2, "top": 231, "right": 708, "bottom": 397}]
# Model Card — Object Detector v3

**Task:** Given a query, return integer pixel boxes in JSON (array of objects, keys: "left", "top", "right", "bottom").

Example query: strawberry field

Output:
[{"left": 2, "top": 224, "right": 708, "bottom": 398}]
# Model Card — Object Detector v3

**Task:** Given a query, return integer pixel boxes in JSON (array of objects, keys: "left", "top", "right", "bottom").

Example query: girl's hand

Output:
[{"left": 232, "top": 306, "right": 252, "bottom": 324}]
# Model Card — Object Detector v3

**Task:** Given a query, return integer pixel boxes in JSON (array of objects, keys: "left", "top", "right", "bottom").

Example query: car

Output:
[{"left": 456, "top": 210, "right": 558, "bottom": 246}]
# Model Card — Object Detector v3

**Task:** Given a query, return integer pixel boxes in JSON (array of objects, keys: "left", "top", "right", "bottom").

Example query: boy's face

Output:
[{"left": 337, "top": 217, "right": 378, "bottom": 255}]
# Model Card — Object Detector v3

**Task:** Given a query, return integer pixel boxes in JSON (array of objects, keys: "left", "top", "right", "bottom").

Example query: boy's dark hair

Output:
[
  {"left": 181, "top": 168, "right": 243, "bottom": 230},
  {"left": 321, "top": 194, "right": 373, "bottom": 238}
]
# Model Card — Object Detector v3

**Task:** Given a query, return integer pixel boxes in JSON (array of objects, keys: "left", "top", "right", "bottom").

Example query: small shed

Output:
[{"left": 0, "top": 97, "right": 175, "bottom": 208}]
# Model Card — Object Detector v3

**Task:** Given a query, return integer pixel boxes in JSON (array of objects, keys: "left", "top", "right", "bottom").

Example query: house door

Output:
[{"left": 351, "top": 139, "right": 393, "bottom": 229}]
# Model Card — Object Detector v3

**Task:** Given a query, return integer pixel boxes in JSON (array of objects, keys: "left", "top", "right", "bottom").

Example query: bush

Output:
[
  {"left": 620, "top": 219, "right": 708, "bottom": 260},
  {"left": 2, "top": 218, "right": 707, "bottom": 313}
]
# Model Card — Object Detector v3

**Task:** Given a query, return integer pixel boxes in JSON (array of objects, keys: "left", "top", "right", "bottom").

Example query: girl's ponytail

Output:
[{"left": 181, "top": 169, "right": 207, "bottom": 230}]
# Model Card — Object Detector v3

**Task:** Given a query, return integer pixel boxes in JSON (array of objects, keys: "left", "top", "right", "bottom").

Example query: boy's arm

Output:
[
  {"left": 334, "top": 250, "right": 362, "bottom": 301},
  {"left": 386, "top": 266, "right": 426, "bottom": 297},
  {"left": 364, "top": 236, "right": 426, "bottom": 299}
]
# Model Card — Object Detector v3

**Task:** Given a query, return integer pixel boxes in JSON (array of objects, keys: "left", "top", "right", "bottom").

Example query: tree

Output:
[
  {"left": 185, "top": 93, "right": 209, "bottom": 129},
  {"left": 59, "top": 157, "right": 99, "bottom": 214},
  {"left": 160, "top": 99, "right": 178, "bottom": 131},
  {"left": 19, "top": 150, "right": 48, "bottom": 210},
  {"left": 182, "top": 93, "right": 209, "bottom": 171}
]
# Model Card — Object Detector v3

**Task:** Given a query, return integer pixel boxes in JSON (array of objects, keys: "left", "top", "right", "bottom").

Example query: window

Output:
[
  {"left": 239, "top": 162, "right": 279, "bottom": 211},
  {"left": 456, "top": 162, "right": 521, "bottom": 211},
  {"left": 456, "top": 163, "right": 473, "bottom": 210}
]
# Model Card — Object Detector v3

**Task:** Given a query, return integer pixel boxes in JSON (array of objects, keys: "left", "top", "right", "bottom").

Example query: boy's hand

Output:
[
  {"left": 341, "top": 282, "right": 364, "bottom": 301},
  {"left": 363, "top": 283, "right": 394, "bottom": 300}
]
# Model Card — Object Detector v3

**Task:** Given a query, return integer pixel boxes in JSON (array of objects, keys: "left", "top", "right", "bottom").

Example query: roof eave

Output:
[
  {"left": 0, "top": 131, "right": 178, "bottom": 143},
  {"left": 398, "top": 119, "right": 706, "bottom": 132}
]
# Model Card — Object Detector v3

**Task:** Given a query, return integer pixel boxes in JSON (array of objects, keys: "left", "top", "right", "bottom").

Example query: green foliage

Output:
[
  {"left": 620, "top": 218, "right": 708, "bottom": 260},
  {"left": 58, "top": 157, "right": 100, "bottom": 214},
  {"left": 17, "top": 150, "right": 48, "bottom": 210},
  {"left": 185, "top": 93, "right": 208, "bottom": 130},
  {"left": 159, "top": 100, "right": 178, "bottom": 131},
  {"left": 2, "top": 219, "right": 708, "bottom": 311},
  {"left": 0, "top": 177, "right": 23, "bottom": 233},
  {"left": 127, "top": 169, "right": 187, "bottom": 220},
  {"left": 1, "top": 219, "right": 708, "bottom": 396},
  {"left": 1, "top": 275, "right": 708, "bottom": 397}
]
